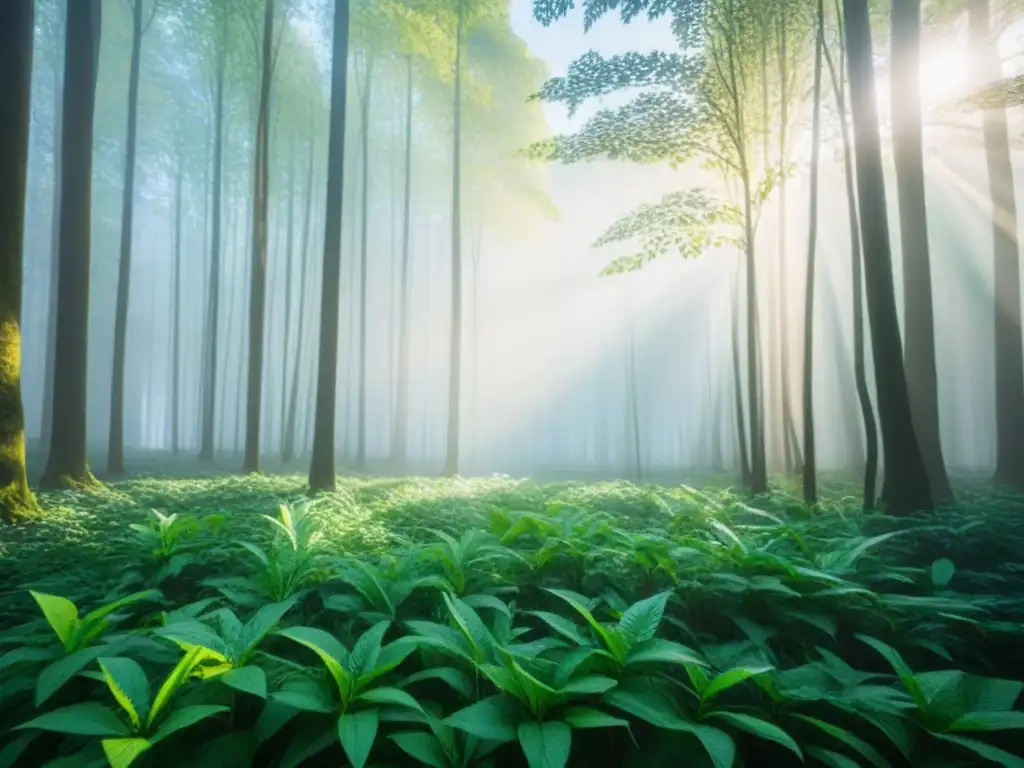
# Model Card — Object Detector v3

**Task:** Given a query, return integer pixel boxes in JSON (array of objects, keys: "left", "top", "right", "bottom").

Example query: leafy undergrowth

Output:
[{"left": 1, "top": 474, "right": 1024, "bottom": 767}]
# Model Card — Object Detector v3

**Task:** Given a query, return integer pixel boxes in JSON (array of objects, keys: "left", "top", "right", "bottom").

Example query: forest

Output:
[{"left": 2, "top": 0, "right": 1024, "bottom": 765}]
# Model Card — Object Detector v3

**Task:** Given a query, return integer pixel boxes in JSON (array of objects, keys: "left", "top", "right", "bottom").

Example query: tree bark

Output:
[
  {"left": 279, "top": 133, "right": 297, "bottom": 458},
  {"left": 968, "top": 0, "right": 1024, "bottom": 490},
  {"left": 393, "top": 56, "right": 414, "bottom": 465},
  {"left": 242, "top": 0, "right": 275, "bottom": 473},
  {"left": 40, "top": 52, "right": 63, "bottom": 461},
  {"left": 309, "top": 0, "right": 351, "bottom": 492},
  {"left": 842, "top": 0, "right": 933, "bottom": 515},
  {"left": 171, "top": 140, "right": 184, "bottom": 455},
  {"left": 0, "top": 0, "right": 37, "bottom": 521},
  {"left": 890, "top": 0, "right": 953, "bottom": 502},
  {"left": 442, "top": 0, "right": 465, "bottom": 478},
  {"left": 731, "top": 266, "right": 751, "bottom": 484},
  {"left": 355, "top": 54, "right": 373, "bottom": 470}
]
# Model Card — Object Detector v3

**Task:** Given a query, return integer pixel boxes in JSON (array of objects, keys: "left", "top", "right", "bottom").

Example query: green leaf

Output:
[
  {"left": 856, "top": 635, "right": 924, "bottom": 709},
  {"left": 156, "top": 621, "right": 228, "bottom": 657},
  {"left": 562, "top": 707, "right": 630, "bottom": 730},
  {"left": 703, "top": 712, "right": 802, "bottom": 760},
  {"left": 277, "top": 626, "right": 350, "bottom": 699},
  {"left": 791, "top": 714, "right": 891, "bottom": 768},
  {"left": 278, "top": 722, "right": 337, "bottom": 768},
  {"left": 357, "top": 686, "right": 425, "bottom": 713},
  {"left": 0, "top": 734, "right": 37, "bottom": 768},
  {"left": 518, "top": 721, "right": 572, "bottom": 768},
  {"left": 805, "top": 747, "right": 862, "bottom": 768},
  {"left": 462, "top": 594, "right": 512, "bottom": 620},
  {"left": 36, "top": 645, "right": 105, "bottom": 706},
  {"left": 931, "top": 559, "right": 956, "bottom": 588},
  {"left": 627, "top": 639, "right": 706, "bottom": 668},
  {"left": 950, "top": 710, "right": 1024, "bottom": 731},
  {"left": 932, "top": 732, "right": 1024, "bottom": 767},
  {"left": 701, "top": 667, "right": 773, "bottom": 704},
  {"left": 618, "top": 591, "right": 671, "bottom": 644},
  {"left": 76, "top": 591, "right": 161, "bottom": 647},
  {"left": 350, "top": 621, "right": 391, "bottom": 678},
  {"left": 338, "top": 709, "right": 379, "bottom": 768},
  {"left": 98, "top": 657, "right": 150, "bottom": 729},
  {"left": 527, "top": 611, "right": 589, "bottom": 647},
  {"left": 400, "top": 667, "right": 474, "bottom": 699},
  {"left": 15, "top": 702, "right": 131, "bottom": 737},
  {"left": 238, "top": 598, "right": 296, "bottom": 659},
  {"left": 147, "top": 647, "right": 209, "bottom": 729},
  {"left": 558, "top": 676, "right": 618, "bottom": 697},
  {"left": 271, "top": 678, "right": 336, "bottom": 713},
  {"left": 445, "top": 695, "right": 520, "bottom": 743},
  {"left": 546, "top": 589, "right": 628, "bottom": 663},
  {"left": 389, "top": 732, "right": 450, "bottom": 768},
  {"left": 219, "top": 666, "right": 267, "bottom": 698},
  {"left": 100, "top": 738, "right": 151, "bottom": 768},
  {"left": 151, "top": 705, "right": 229, "bottom": 744},
  {"left": 0, "top": 646, "right": 60, "bottom": 670},
  {"left": 30, "top": 592, "right": 79, "bottom": 651}
]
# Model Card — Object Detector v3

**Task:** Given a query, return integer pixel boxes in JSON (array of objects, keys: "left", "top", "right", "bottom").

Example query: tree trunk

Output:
[
  {"left": 40, "top": 54, "right": 63, "bottom": 461},
  {"left": 890, "top": 0, "right": 953, "bottom": 502},
  {"left": 442, "top": 0, "right": 465, "bottom": 478},
  {"left": 0, "top": 0, "right": 37, "bottom": 520},
  {"left": 171, "top": 140, "right": 184, "bottom": 455},
  {"left": 41, "top": 0, "right": 102, "bottom": 489},
  {"left": 393, "top": 56, "right": 414, "bottom": 465},
  {"left": 731, "top": 266, "right": 751, "bottom": 484},
  {"left": 355, "top": 54, "right": 373, "bottom": 470},
  {"left": 968, "top": 0, "right": 1024, "bottom": 490},
  {"left": 243, "top": 0, "right": 275, "bottom": 473},
  {"left": 842, "top": 0, "right": 933, "bottom": 515},
  {"left": 200, "top": 15, "right": 227, "bottom": 462},
  {"left": 284, "top": 135, "right": 315, "bottom": 464},
  {"left": 108, "top": 0, "right": 145, "bottom": 476},
  {"left": 309, "top": 0, "right": 351, "bottom": 492},
  {"left": 627, "top": 319, "right": 642, "bottom": 483},
  {"left": 279, "top": 134, "right": 297, "bottom": 458}
]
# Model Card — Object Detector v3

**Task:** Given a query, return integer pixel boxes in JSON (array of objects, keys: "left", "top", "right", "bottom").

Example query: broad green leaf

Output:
[
  {"left": 805, "top": 747, "right": 861, "bottom": 768},
  {"left": 147, "top": 647, "right": 209, "bottom": 729},
  {"left": 445, "top": 695, "right": 520, "bottom": 743},
  {"left": 36, "top": 645, "right": 105, "bottom": 706},
  {"left": 400, "top": 667, "right": 474, "bottom": 699},
  {"left": 527, "top": 611, "right": 589, "bottom": 647},
  {"left": 557, "top": 675, "right": 618, "bottom": 697},
  {"left": 790, "top": 714, "right": 891, "bottom": 768},
  {"left": 151, "top": 705, "right": 229, "bottom": 744},
  {"left": 932, "top": 731, "right": 1024, "bottom": 768},
  {"left": 277, "top": 626, "right": 350, "bottom": 698},
  {"left": 931, "top": 559, "right": 955, "bottom": 588},
  {"left": 358, "top": 686, "right": 425, "bottom": 713},
  {"left": 463, "top": 594, "right": 512, "bottom": 620},
  {"left": 278, "top": 722, "right": 337, "bottom": 768},
  {"left": 603, "top": 687, "right": 693, "bottom": 730},
  {"left": 856, "top": 635, "right": 924, "bottom": 709},
  {"left": 0, "top": 733, "right": 37, "bottom": 768},
  {"left": 15, "top": 702, "right": 131, "bottom": 737},
  {"left": 389, "top": 732, "right": 449, "bottom": 768},
  {"left": 76, "top": 591, "right": 161, "bottom": 646},
  {"left": 443, "top": 593, "right": 494, "bottom": 663},
  {"left": 156, "top": 621, "right": 228, "bottom": 659},
  {"left": 0, "top": 646, "right": 60, "bottom": 670},
  {"left": 238, "top": 597, "right": 297, "bottom": 661},
  {"left": 338, "top": 709, "right": 379, "bottom": 768},
  {"left": 30, "top": 592, "right": 79, "bottom": 651},
  {"left": 949, "top": 711, "right": 1024, "bottom": 731},
  {"left": 618, "top": 591, "right": 671, "bottom": 644},
  {"left": 100, "top": 738, "right": 150, "bottom": 768},
  {"left": 627, "top": 639, "right": 706, "bottom": 668},
  {"left": 271, "top": 678, "right": 336, "bottom": 713},
  {"left": 349, "top": 621, "right": 391, "bottom": 678},
  {"left": 562, "top": 707, "right": 630, "bottom": 730},
  {"left": 703, "top": 711, "right": 802, "bottom": 759},
  {"left": 701, "top": 666, "right": 773, "bottom": 703},
  {"left": 363, "top": 636, "right": 421, "bottom": 685},
  {"left": 518, "top": 721, "right": 571, "bottom": 768},
  {"left": 220, "top": 666, "right": 267, "bottom": 698},
  {"left": 98, "top": 657, "right": 150, "bottom": 729}
]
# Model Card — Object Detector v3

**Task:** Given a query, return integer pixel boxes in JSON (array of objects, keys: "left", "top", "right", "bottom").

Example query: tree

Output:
[
  {"left": 0, "top": 0, "right": 37, "bottom": 521},
  {"left": 108, "top": 0, "right": 160, "bottom": 475},
  {"left": 171, "top": 136, "right": 185, "bottom": 455},
  {"left": 392, "top": 55, "right": 414, "bottom": 465},
  {"left": 842, "top": 0, "right": 933, "bottom": 514},
  {"left": 889, "top": 0, "right": 953, "bottom": 502},
  {"left": 309, "top": 0, "right": 352, "bottom": 492},
  {"left": 40, "top": 0, "right": 103, "bottom": 490},
  {"left": 355, "top": 53, "right": 374, "bottom": 471}
]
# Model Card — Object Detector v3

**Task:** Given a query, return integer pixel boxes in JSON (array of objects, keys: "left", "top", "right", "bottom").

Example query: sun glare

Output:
[{"left": 918, "top": 45, "right": 971, "bottom": 107}]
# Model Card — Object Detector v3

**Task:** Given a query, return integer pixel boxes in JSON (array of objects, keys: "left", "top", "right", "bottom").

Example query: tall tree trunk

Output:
[
  {"left": 627, "top": 319, "right": 641, "bottom": 483},
  {"left": 200, "top": 15, "right": 227, "bottom": 462},
  {"left": 243, "top": 0, "right": 275, "bottom": 473},
  {"left": 802, "top": 0, "right": 824, "bottom": 504},
  {"left": 108, "top": 0, "right": 146, "bottom": 475},
  {"left": 355, "top": 55, "right": 373, "bottom": 470},
  {"left": 968, "top": 0, "right": 1024, "bottom": 490},
  {"left": 442, "top": 0, "right": 465, "bottom": 478},
  {"left": 0, "top": 0, "right": 37, "bottom": 521},
  {"left": 41, "top": 53, "right": 63, "bottom": 460},
  {"left": 309, "top": 0, "right": 351, "bottom": 492},
  {"left": 732, "top": 266, "right": 751, "bottom": 484},
  {"left": 393, "top": 56, "right": 414, "bottom": 465},
  {"left": 279, "top": 133, "right": 297, "bottom": 456},
  {"left": 284, "top": 135, "right": 315, "bottom": 464},
  {"left": 171, "top": 140, "right": 184, "bottom": 456},
  {"left": 890, "top": 0, "right": 953, "bottom": 502},
  {"left": 41, "top": 0, "right": 102, "bottom": 489},
  {"left": 843, "top": 0, "right": 933, "bottom": 515},
  {"left": 823, "top": 10, "right": 878, "bottom": 508}
]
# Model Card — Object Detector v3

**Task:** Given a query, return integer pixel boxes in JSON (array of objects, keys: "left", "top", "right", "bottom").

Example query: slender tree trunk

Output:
[
  {"left": 41, "top": 56, "right": 63, "bottom": 461},
  {"left": 108, "top": 0, "right": 145, "bottom": 475},
  {"left": 0, "top": 0, "right": 37, "bottom": 520},
  {"left": 309, "top": 0, "right": 351, "bottom": 491},
  {"left": 802, "top": 0, "right": 824, "bottom": 504},
  {"left": 627, "top": 319, "right": 642, "bottom": 483},
  {"left": 200, "top": 17, "right": 227, "bottom": 462},
  {"left": 843, "top": 0, "right": 933, "bottom": 514},
  {"left": 284, "top": 135, "right": 315, "bottom": 464},
  {"left": 355, "top": 54, "right": 373, "bottom": 470},
  {"left": 279, "top": 133, "right": 297, "bottom": 456},
  {"left": 171, "top": 141, "right": 184, "bottom": 455},
  {"left": 243, "top": 0, "right": 275, "bottom": 473},
  {"left": 823, "top": 12, "right": 878, "bottom": 508},
  {"left": 890, "top": 0, "right": 953, "bottom": 502},
  {"left": 393, "top": 56, "right": 414, "bottom": 465},
  {"left": 41, "top": 0, "right": 102, "bottom": 489},
  {"left": 968, "top": 0, "right": 1024, "bottom": 490},
  {"left": 442, "top": 0, "right": 465, "bottom": 478},
  {"left": 732, "top": 266, "right": 751, "bottom": 484}
]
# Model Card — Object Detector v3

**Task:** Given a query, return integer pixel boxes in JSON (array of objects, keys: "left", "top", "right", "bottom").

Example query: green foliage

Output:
[{"left": 1, "top": 475, "right": 1023, "bottom": 766}]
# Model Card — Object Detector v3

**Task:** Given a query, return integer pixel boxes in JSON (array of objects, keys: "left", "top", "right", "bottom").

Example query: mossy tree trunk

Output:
[
  {"left": 309, "top": 0, "right": 352, "bottom": 492},
  {"left": 40, "top": 0, "right": 102, "bottom": 491},
  {"left": 0, "top": 0, "right": 37, "bottom": 521}
]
